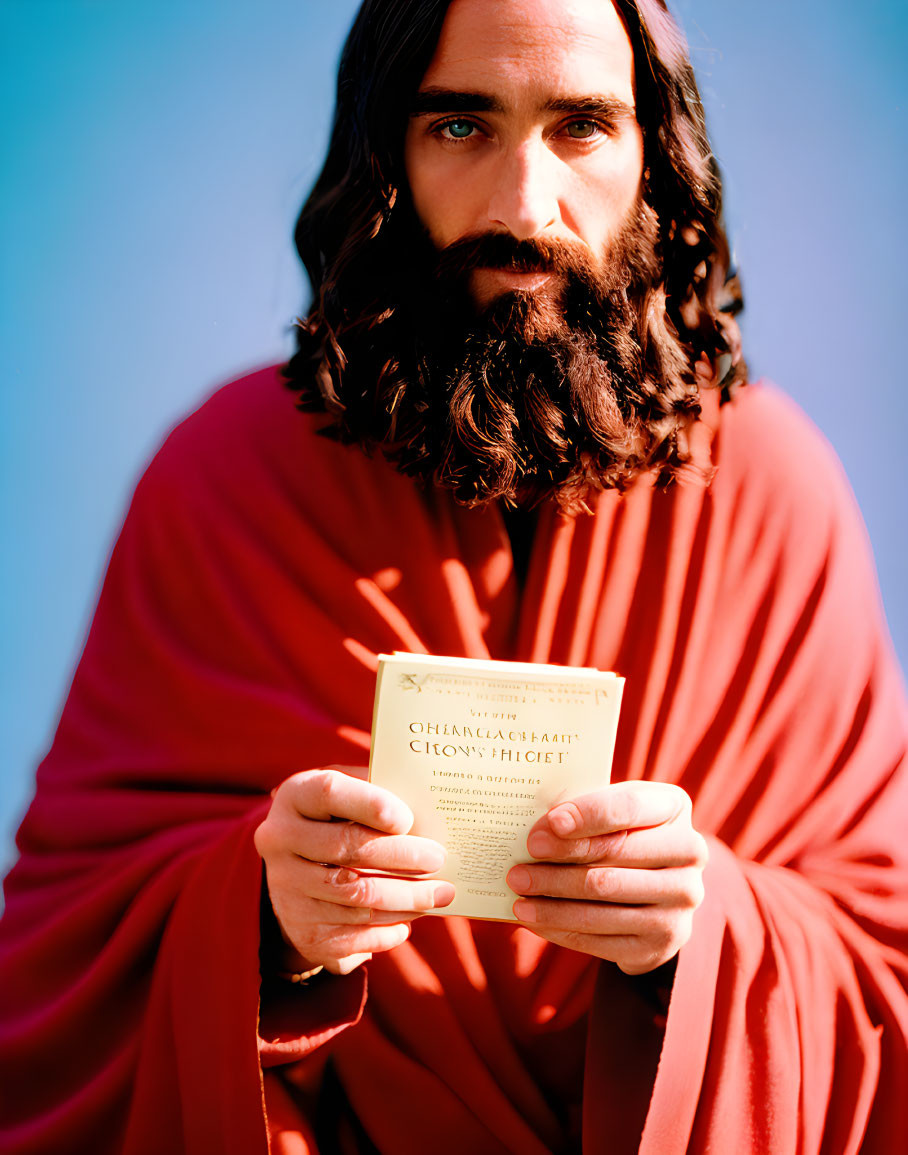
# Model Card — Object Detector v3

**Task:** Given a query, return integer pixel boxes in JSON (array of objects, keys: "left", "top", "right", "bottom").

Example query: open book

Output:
[{"left": 368, "top": 652, "right": 624, "bottom": 921}]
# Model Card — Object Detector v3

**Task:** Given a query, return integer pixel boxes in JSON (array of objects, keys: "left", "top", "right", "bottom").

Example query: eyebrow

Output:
[
  {"left": 410, "top": 89, "right": 502, "bottom": 115},
  {"left": 410, "top": 87, "right": 636, "bottom": 122}
]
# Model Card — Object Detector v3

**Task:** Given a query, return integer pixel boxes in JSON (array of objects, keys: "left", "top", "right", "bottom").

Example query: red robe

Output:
[{"left": 1, "top": 367, "right": 906, "bottom": 1153}]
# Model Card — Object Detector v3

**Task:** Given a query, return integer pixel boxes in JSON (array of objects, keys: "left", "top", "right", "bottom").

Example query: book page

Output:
[{"left": 369, "top": 654, "right": 624, "bottom": 921}]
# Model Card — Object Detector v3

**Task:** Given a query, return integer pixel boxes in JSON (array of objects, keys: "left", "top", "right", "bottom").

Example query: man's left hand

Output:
[{"left": 506, "top": 782, "right": 708, "bottom": 975}]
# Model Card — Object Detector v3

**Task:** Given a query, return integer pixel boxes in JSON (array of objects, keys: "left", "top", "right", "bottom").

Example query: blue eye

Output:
[{"left": 443, "top": 120, "right": 475, "bottom": 139}]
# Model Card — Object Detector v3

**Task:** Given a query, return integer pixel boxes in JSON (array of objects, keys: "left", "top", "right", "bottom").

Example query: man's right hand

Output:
[{"left": 254, "top": 766, "right": 454, "bottom": 976}]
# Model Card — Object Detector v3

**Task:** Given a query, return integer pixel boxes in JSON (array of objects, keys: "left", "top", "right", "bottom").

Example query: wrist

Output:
[{"left": 259, "top": 871, "right": 321, "bottom": 979}]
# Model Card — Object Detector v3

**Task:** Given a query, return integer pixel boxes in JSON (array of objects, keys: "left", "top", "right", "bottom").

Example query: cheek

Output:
[
  {"left": 573, "top": 145, "right": 644, "bottom": 240},
  {"left": 410, "top": 183, "right": 449, "bottom": 244},
  {"left": 614, "top": 131, "right": 646, "bottom": 208},
  {"left": 403, "top": 134, "right": 430, "bottom": 222},
  {"left": 404, "top": 138, "right": 450, "bottom": 244},
  {"left": 404, "top": 134, "right": 485, "bottom": 247},
  {"left": 411, "top": 182, "right": 471, "bottom": 249}
]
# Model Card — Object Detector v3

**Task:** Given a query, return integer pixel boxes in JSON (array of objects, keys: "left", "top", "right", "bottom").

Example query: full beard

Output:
[{"left": 304, "top": 200, "right": 703, "bottom": 511}]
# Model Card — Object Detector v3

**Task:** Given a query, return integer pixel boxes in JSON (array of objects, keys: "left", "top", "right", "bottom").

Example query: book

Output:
[{"left": 368, "top": 652, "right": 624, "bottom": 921}]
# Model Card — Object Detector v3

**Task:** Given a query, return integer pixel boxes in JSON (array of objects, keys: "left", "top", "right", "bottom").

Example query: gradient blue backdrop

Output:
[{"left": 2, "top": 0, "right": 906, "bottom": 876}]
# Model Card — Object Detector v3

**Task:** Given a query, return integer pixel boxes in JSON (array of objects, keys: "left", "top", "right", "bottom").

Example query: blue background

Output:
[{"left": 2, "top": 0, "right": 906, "bottom": 876}]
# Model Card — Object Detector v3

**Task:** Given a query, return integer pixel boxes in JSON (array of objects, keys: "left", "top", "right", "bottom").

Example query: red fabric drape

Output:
[{"left": 1, "top": 367, "right": 905, "bottom": 1153}]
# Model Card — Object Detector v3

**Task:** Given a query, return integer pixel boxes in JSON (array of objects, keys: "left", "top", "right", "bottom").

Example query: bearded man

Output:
[{"left": 0, "top": 1, "right": 905, "bottom": 1153}]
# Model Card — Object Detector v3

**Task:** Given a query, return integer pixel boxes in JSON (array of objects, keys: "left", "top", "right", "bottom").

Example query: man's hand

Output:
[
  {"left": 506, "top": 782, "right": 708, "bottom": 975},
  {"left": 254, "top": 766, "right": 454, "bottom": 976}
]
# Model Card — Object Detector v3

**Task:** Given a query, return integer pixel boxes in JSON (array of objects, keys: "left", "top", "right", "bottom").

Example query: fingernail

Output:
[
  {"left": 514, "top": 900, "right": 536, "bottom": 923},
  {"left": 433, "top": 883, "right": 455, "bottom": 907},
  {"left": 507, "top": 865, "right": 531, "bottom": 892},
  {"left": 548, "top": 806, "right": 577, "bottom": 836},
  {"left": 526, "top": 831, "right": 557, "bottom": 858}
]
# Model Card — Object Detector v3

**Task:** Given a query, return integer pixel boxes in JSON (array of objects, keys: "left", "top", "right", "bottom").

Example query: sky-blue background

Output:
[{"left": 2, "top": 0, "right": 906, "bottom": 877}]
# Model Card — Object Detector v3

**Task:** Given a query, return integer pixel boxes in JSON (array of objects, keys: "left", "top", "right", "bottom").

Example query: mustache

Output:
[{"left": 433, "top": 232, "right": 599, "bottom": 282}]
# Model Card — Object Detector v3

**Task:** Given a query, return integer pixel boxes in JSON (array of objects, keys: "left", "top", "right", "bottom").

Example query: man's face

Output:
[{"left": 404, "top": 0, "right": 645, "bottom": 309}]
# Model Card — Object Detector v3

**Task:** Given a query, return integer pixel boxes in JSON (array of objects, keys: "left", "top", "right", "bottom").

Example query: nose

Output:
[{"left": 486, "top": 139, "right": 559, "bottom": 240}]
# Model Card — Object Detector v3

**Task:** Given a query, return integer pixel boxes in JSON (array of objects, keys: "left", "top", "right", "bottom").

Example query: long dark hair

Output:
[{"left": 285, "top": 0, "right": 746, "bottom": 490}]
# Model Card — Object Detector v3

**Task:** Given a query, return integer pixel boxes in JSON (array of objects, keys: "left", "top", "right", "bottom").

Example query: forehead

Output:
[{"left": 418, "top": 0, "right": 637, "bottom": 106}]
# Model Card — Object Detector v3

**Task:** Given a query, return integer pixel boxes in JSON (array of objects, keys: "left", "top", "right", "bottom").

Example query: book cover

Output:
[{"left": 368, "top": 652, "right": 624, "bottom": 921}]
